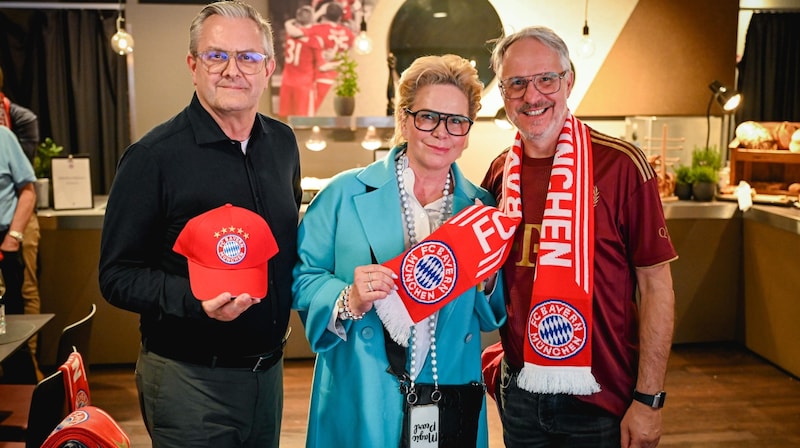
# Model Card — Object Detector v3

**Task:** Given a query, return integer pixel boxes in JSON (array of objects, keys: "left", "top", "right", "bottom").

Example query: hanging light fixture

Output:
[
  {"left": 361, "top": 126, "right": 382, "bottom": 150},
  {"left": 354, "top": 15, "right": 373, "bottom": 55},
  {"left": 305, "top": 126, "right": 327, "bottom": 151},
  {"left": 431, "top": 0, "right": 449, "bottom": 18},
  {"left": 578, "top": 0, "right": 595, "bottom": 58},
  {"left": 110, "top": 1, "right": 134, "bottom": 55}
]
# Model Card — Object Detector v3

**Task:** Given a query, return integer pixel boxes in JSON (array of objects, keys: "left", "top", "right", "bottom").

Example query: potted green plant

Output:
[
  {"left": 673, "top": 164, "right": 694, "bottom": 200},
  {"left": 691, "top": 165, "right": 718, "bottom": 201},
  {"left": 691, "top": 145, "right": 722, "bottom": 172},
  {"left": 690, "top": 146, "right": 721, "bottom": 202},
  {"left": 32, "top": 137, "right": 63, "bottom": 209},
  {"left": 333, "top": 51, "right": 358, "bottom": 116}
]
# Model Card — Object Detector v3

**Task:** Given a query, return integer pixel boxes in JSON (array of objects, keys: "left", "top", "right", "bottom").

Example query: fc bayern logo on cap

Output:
[
  {"left": 217, "top": 234, "right": 247, "bottom": 265},
  {"left": 400, "top": 240, "right": 457, "bottom": 305},
  {"left": 527, "top": 299, "right": 587, "bottom": 360}
]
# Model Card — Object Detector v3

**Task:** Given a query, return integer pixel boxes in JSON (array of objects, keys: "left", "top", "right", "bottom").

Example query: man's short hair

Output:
[{"left": 323, "top": 2, "right": 343, "bottom": 22}]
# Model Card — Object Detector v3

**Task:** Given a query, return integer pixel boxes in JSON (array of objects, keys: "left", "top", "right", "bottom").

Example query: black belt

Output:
[{"left": 144, "top": 327, "right": 291, "bottom": 372}]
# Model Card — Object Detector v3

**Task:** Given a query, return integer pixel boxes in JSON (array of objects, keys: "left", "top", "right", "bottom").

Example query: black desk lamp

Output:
[{"left": 706, "top": 80, "right": 742, "bottom": 150}]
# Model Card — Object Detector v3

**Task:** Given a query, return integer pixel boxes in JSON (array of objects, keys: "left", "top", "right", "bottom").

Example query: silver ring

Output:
[{"left": 367, "top": 281, "right": 374, "bottom": 292}]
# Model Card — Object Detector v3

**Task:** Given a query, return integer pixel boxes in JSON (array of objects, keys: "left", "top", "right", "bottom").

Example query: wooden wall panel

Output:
[{"left": 577, "top": 0, "right": 739, "bottom": 117}]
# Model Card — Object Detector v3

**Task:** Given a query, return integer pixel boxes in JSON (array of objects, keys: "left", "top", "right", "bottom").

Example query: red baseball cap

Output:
[{"left": 173, "top": 203, "right": 278, "bottom": 300}]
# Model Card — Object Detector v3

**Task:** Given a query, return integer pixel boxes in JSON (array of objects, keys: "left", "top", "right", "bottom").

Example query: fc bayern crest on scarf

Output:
[
  {"left": 400, "top": 240, "right": 458, "bottom": 305},
  {"left": 528, "top": 299, "right": 588, "bottom": 360},
  {"left": 217, "top": 232, "right": 248, "bottom": 265}
]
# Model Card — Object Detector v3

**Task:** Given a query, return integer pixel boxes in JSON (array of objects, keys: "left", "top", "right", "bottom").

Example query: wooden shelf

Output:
[{"left": 728, "top": 147, "right": 800, "bottom": 192}]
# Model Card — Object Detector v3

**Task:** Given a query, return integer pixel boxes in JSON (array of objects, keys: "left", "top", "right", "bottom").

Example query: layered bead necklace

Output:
[{"left": 395, "top": 150, "right": 452, "bottom": 393}]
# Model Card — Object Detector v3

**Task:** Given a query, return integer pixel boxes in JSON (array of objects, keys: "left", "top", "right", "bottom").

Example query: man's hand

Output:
[
  {"left": 620, "top": 401, "right": 662, "bottom": 448},
  {"left": 200, "top": 292, "right": 261, "bottom": 321}
]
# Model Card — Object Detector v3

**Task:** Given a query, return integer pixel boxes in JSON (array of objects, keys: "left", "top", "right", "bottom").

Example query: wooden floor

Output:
[{"left": 87, "top": 342, "right": 800, "bottom": 447}]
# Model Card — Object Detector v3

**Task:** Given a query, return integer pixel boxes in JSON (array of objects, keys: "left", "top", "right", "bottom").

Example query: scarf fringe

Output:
[
  {"left": 373, "top": 290, "right": 412, "bottom": 347},
  {"left": 516, "top": 363, "right": 601, "bottom": 395}
]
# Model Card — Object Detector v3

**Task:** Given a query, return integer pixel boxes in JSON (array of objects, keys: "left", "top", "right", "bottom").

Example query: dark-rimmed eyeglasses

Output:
[
  {"left": 195, "top": 50, "right": 268, "bottom": 75},
  {"left": 403, "top": 108, "right": 474, "bottom": 137},
  {"left": 499, "top": 70, "right": 569, "bottom": 99}
]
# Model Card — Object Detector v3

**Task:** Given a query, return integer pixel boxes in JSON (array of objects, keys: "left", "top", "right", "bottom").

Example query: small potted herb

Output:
[
  {"left": 673, "top": 164, "right": 694, "bottom": 200},
  {"left": 32, "top": 137, "right": 63, "bottom": 209},
  {"left": 333, "top": 51, "right": 358, "bottom": 116}
]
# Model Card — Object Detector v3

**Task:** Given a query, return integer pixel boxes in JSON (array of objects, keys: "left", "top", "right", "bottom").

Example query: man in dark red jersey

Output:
[{"left": 482, "top": 26, "right": 676, "bottom": 448}]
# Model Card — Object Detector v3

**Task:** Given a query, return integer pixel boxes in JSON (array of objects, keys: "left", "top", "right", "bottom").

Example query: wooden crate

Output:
[{"left": 728, "top": 122, "right": 800, "bottom": 194}]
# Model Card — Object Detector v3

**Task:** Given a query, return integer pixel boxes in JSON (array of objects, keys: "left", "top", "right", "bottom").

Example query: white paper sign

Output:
[{"left": 52, "top": 156, "right": 93, "bottom": 210}]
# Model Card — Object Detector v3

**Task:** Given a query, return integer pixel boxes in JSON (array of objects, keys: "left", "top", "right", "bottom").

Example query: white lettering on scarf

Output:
[
  {"left": 449, "top": 205, "right": 518, "bottom": 279},
  {"left": 539, "top": 134, "right": 577, "bottom": 268}
]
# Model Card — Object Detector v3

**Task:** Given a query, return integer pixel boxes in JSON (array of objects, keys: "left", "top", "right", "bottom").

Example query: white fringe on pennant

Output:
[
  {"left": 373, "top": 290, "right": 414, "bottom": 347},
  {"left": 516, "top": 364, "right": 601, "bottom": 395}
]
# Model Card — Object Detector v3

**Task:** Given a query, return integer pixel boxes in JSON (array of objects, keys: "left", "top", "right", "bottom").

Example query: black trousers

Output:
[{"left": 0, "top": 229, "right": 26, "bottom": 314}]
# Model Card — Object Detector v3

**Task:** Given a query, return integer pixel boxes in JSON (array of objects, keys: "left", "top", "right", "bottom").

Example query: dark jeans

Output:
[{"left": 499, "top": 358, "right": 621, "bottom": 448}]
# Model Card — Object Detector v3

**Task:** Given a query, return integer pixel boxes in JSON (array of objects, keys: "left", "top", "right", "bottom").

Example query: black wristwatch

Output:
[{"left": 632, "top": 390, "right": 666, "bottom": 409}]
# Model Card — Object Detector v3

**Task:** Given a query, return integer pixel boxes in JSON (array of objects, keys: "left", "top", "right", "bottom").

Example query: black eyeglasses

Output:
[
  {"left": 195, "top": 50, "right": 268, "bottom": 75},
  {"left": 403, "top": 108, "right": 474, "bottom": 137},
  {"left": 499, "top": 70, "right": 569, "bottom": 99}
]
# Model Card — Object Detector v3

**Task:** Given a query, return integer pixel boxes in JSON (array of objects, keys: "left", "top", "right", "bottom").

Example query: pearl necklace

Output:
[{"left": 395, "top": 150, "right": 451, "bottom": 392}]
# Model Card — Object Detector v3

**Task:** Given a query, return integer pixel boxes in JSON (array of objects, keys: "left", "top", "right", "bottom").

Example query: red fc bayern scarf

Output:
[
  {"left": 516, "top": 114, "right": 600, "bottom": 394},
  {"left": 376, "top": 204, "right": 519, "bottom": 345}
]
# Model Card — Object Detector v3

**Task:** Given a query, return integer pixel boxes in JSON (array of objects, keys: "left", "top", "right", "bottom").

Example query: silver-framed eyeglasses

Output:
[
  {"left": 403, "top": 108, "right": 474, "bottom": 137},
  {"left": 499, "top": 70, "right": 569, "bottom": 99},
  {"left": 195, "top": 50, "right": 268, "bottom": 75}
]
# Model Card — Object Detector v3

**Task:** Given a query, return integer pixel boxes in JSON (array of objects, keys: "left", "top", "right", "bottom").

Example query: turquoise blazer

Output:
[{"left": 292, "top": 146, "right": 506, "bottom": 448}]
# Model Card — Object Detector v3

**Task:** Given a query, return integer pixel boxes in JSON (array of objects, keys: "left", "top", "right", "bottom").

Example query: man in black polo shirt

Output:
[{"left": 98, "top": 2, "right": 301, "bottom": 446}]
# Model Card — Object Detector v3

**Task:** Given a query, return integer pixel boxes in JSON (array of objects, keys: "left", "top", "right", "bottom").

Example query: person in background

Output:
[
  {"left": 292, "top": 54, "right": 506, "bottom": 448},
  {"left": 0, "top": 125, "right": 35, "bottom": 322},
  {"left": 306, "top": 1, "right": 354, "bottom": 112},
  {"left": 278, "top": 6, "right": 327, "bottom": 118},
  {"left": 0, "top": 66, "right": 42, "bottom": 382},
  {"left": 481, "top": 26, "right": 677, "bottom": 447},
  {"left": 98, "top": 2, "right": 301, "bottom": 447},
  {"left": 0, "top": 67, "right": 39, "bottom": 161}
]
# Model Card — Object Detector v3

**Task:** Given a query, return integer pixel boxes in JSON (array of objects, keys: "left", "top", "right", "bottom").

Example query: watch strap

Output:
[
  {"left": 632, "top": 390, "right": 666, "bottom": 409},
  {"left": 7, "top": 230, "right": 23, "bottom": 243}
]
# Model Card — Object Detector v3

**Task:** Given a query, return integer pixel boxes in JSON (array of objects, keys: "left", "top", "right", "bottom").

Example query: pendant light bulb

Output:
[
  {"left": 354, "top": 17, "right": 373, "bottom": 55},
  {"left": 361, "top": 126, "right": 382, "bottom": 150},
  {"left": 305, "top": 126, "right": 327, "bottom": 152},
  {"left": 578, "top": 22, "right": 595, "bottom": 59},
  {"left": 578, "top": 0, "right": 595, "bottom": 59},
  {"left": 111, "top": 15, "right": 134, "bottom": 55}
]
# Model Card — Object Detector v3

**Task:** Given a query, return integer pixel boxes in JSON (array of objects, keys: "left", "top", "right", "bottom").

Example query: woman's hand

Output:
[{"left": 347, "top": 264, "right": 398, "bottom": 315}]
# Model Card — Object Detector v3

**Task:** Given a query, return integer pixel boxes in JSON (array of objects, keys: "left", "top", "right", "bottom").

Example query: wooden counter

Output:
[
  {"left": 741, "top": 205, "right": 800, "bottom": 378},
  {"left": 36, "top": 198, "right": 141, "bottom": 367},
  {"left": 662, "top": 202, "right": 744, "bottom": 344}
]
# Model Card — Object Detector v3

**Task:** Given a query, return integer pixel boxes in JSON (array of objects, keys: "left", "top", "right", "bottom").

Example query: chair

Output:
[
  {"left": 0, "top": 370, "right": 67, "bottom": 448},
  {"left": 55, "top": 304, "right": 96, "bottom": 369},
  {"left": 0, "top": 351, "right": 92, "bottom": 448}
]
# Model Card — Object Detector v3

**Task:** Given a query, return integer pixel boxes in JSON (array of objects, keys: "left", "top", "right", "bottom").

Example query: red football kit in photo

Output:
[
  {"left": 279, "top": 33, "right": 324, "bottom": 117},
  {"left": 306, "top": 22, "right": 354, "bottom": 109}
]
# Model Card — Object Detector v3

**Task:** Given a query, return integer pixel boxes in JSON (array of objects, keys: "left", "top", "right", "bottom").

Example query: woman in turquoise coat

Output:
[{"left": 292, "top": 54, "right": 506, "bottom": 448}]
